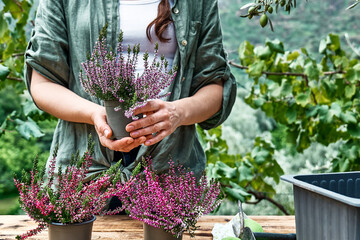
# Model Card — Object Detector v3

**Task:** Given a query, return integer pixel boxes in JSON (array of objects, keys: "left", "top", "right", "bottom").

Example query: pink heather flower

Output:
[
  {"left": 79, "top": 24, "right": 177, "bottom": 119},
  {"left": 117, "top": 157, "right": 222, "bottom": 238},
  {"left": 13, "top": 136, "right": 126, "bottom": 239}
]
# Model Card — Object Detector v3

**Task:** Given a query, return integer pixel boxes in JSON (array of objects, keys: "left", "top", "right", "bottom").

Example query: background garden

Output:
[{"left": 1, "top": 0, "right": 360, "bottom": 216}]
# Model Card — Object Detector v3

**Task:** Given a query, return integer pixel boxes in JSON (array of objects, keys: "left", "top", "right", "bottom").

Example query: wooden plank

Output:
[{"left": 0, "top": 215, "right": 295, "bottom": 240}]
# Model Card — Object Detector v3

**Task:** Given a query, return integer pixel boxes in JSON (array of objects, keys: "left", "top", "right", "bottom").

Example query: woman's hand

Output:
[
  {"left": 126, "top": 100, "right": 183, "bottom": 146},
  {"left": 125, "top": 81, "right": 224, "bottom": 146},
  {"left": 91, "top": 107, "right": 148, "bottom": 152}
]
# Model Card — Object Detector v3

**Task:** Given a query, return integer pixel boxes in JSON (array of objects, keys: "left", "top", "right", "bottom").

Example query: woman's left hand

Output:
[{"left": 125, "top": 100, "right": 183, "bottom": 146}]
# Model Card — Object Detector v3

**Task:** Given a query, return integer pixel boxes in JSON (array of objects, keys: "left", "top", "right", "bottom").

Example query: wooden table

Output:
[{"left": 0, "top": 215, "right": 295, "bottom": 240}]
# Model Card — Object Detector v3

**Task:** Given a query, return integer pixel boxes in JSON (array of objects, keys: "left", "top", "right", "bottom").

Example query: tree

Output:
[
  {"left": 239, "top": 0, "right": 359, "bottom": 30},
  {"left": 0, "top": 0, "right": 52, "bottom": 139}
]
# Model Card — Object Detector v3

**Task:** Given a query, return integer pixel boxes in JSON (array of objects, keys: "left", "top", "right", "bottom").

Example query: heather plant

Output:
[
  {"left": 13, "top": 137, "right": 126, "bottom": 240},
  {"left": 117, "top": 157, "right": 222, "bottom": 238},
  {"left": 79, "top": 24, "right": 177, "bottom": 119}
]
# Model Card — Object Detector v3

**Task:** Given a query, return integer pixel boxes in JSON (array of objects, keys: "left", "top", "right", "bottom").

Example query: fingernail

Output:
[
  {"left": 127, "top": 139, "right": 134, "bottom": 144},
  {"left": 131, "top": 131, "right": 140, "bottom": 138},
  {"left": 104, "top": 129, "right": 110, "bottom": 137},
  {"left": 127, "top": 125, "right": 134, "bottom": 131},
  {"left": 145, "top": 140, "right": 151, "bottom": 145}
]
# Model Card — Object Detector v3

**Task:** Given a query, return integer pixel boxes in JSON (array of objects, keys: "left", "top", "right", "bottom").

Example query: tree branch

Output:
[
  {"left": 229, "top": 60, "right": 346, "bottom": 79},
  {"left": 7, "top": 77, "right": 23, "bottom": 82},
  {"left": 229, "top": 60, "right": 309, "bottom": 86},
  {"left": 247, "top": 190, "right": 290, "bottom": 215},
  {"left": 0, "top": 52, "right": 25, "bottom": 63}
]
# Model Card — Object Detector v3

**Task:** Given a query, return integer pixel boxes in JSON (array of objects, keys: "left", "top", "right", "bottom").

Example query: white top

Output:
[{"left": 119, "top": 0, "right": 177, "bottom": 75}]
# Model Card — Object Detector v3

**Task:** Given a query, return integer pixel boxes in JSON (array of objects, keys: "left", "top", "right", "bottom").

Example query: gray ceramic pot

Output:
[
  {"left": 104, "top": 100, "right": 132, "bottom": 139},
  {"left": 48, "top": 215, "right": 96, "bottom": 240},
  {"left": 143, "top": 223, "right": 183, "bottom": 240}
]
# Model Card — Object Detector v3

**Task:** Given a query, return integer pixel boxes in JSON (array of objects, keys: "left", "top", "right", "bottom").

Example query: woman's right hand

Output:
[{"left": 91, "top": 107, "right": 148, "bottom": 152}]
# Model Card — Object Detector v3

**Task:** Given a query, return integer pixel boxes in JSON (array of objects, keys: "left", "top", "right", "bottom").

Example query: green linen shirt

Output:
[{"left": 25, "top": 0, "right": 237, "bottom": 178}]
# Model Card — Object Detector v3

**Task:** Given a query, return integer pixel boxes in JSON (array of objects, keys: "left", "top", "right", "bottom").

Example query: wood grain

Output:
[{"left": 0, "top": 215, "right": 296, "bottom": 240}]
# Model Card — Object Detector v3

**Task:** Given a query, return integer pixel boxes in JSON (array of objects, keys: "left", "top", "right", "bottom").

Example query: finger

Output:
[
  {"left": 94, "top": 114, "right": 112, "bottom": 139},
  {"left": 144, "top": 130, "right": 168, "bottom": 146},
  {"left": 126, "top": 109, "right": 168, "bottom": 132},
  {"left": 145, "top": 134, "right": 153, "bottom": 140},
  {"left": 100, "top": 137, "right": 134, "bottom": 151},
  {"left": 133, "top": 100, "right": 162, "bottom": 116},
  {"left": 113, "top": 136, "right": 147, "bottom": 152},
  {"left": 130, "top": 121, "right": 170, "bottom": 138}
]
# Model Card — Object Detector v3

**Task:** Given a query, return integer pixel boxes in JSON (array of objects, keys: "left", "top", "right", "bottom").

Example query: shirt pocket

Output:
[{"left": 183, "top": 20, "right": 202, "bottom": 69}]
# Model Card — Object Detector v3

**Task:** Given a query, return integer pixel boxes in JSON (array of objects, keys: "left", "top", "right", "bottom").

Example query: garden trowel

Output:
[{"left": 233, "top": 200, "right": 256, "bottom": 240}]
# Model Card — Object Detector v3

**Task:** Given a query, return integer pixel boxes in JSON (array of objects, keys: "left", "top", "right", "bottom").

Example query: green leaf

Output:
[
  {"left": 239, "top": 41, "right": 254, "bottom": 66},
  {"left": 268, "top": 81, "right": 281, "bottom": 98},
  {"left": 15, "top": 117, "right": 45, "bottom": 140},
  {"left": 345, "top": 85, "right": 356, "bottom": 99},
  {"left": 0, "top": 13, "right": 9, "bottom": 39},
  {"left": 0, "top": 64, "right": 10, "bottom": 81},
  {"left": 240, "top": 2, "right": 256, "bottom": 10},
  {"left": 253, "top": 97, "right": 265, "bottom": 108},
  {"left": 301, "top": 47, "right": 309, "bottom": 56},
  {"left": 339, "top": 159, "right": 350, "bottom": 172},
  {"left": 248, "top": 60, "right": 266, "bottom": 78},
  {"left": 306, "top": 105, "right": 319, "bottom": 117},
  {"left": 266, "top": 39, "right": 285, "bottom": 54},
  {"left": 254, "top": 45, "right": 272, "bottom": 59},
  {"left": 318, "top": 105, "right": 332, "bottom": 123},
  {"left": 345, "top": 68, "right": 360, "bottom": 83},
  {"left": 304, "top": 61, "right": 319, "bottom": 80},
  {"left": 340, "top": 112, "right": 357, "bottom": 124},
  {"left": 329, "top": 102, "right": 341, "bottom": 118},
  {"left": 348, "top": 123, "right": 360, "bottom": 138},
  {"left": 238, "top": 164, "right": 253, "bottom": 182},
  {"left": 3, "top": 0, "right": 23, "bottom": 20},
  {"left": 297, "top": 131, "right": 311, "bottom": 152},
  {"left": 286, "top": 106, "right": 297, "bottom": 124},
  {"left": 287, "top": 51, "right": 300, "bottom": 61},
  {"left": 295, "top": 91, "right": 311, "bottom": 107},
  {"left": 325, "top": 34, "right": 342, "bottom": 53},
  {"left": 225, "top": 182, "right": 251, "bottom": 202},
  {"left": 261, "top": 102, "right": 274, "bottom": 117},
  {"left": 319, "top": 39, "right": 327, "bottom": 54},
  {"left": 280, "top": 79, "right": 292, "bottom": 96},
  {"left": 215, "top": 161, "right": 237, "bottom": 179},
  {"left": 251, "top": 147, "right": 270, "bottom": 164},
  {"left": 347, "top": 1, "right": 359, "bottom": 9},
  {"left": 334, "top": 56, "right": 349, "bottom": 69}
]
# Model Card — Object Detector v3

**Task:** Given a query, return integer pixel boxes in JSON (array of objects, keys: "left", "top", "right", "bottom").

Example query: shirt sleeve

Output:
[
  {"left": 24, "top": 0, "right": 69, "bottom": 94},
  {"left": 191, "top": 0, "right": 237, "bottom": 130}
]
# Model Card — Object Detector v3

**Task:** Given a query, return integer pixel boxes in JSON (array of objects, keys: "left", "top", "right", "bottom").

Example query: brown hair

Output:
[{"left": 146, "top": 0, "right": 172, "bottom": 42}]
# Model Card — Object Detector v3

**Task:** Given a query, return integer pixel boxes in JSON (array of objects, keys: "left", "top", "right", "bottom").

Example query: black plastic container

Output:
[{"left": 281, "top": 172, "right": 360, "bottom": 240}]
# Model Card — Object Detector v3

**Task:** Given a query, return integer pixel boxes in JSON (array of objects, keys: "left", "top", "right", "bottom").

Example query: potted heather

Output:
[
  {"left": 117, "top": 157, "right": 222, "bottom": 240},
  {"left": 79, "top": 24, "right": 177, "bottom": 139},
  {"left": 13, "top": 137, "right": 126, "bottom": 240}
]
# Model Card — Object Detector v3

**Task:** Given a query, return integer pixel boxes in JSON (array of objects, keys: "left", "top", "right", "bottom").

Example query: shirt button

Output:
[
  {"left": 173, "top": 8, "right": 179, "bottom": 14},
  {"left": 181, "top": 40, "right": 188, "bottom": 46}
]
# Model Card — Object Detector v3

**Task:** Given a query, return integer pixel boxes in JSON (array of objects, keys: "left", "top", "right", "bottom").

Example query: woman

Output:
[{"left": 25, "top": 0, "right": 236, "bottom": 180}]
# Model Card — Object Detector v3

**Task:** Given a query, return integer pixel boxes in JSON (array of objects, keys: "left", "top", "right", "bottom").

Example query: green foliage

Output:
[
  {"left": 237, "top": 34, "right": 360, "bottom": 171},
  {"left": 220, "top": 0, "right": 360, "bottom": 63},
  {"left": 0, "top": 129, "right": 50, "bottom": 196},
  {"left": 0, "top": 0, "right": 55, "bottom": 140},
  {"left": 198, "top": 126, "right": 284, "bottom": 204},
  {"left": 240, "top": 0, "right": 357, "bottom": 30}
]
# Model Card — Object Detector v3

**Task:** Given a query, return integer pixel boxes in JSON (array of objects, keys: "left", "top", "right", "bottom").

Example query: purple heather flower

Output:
[
  {"left": 79, "top": 28, "right": 177, "bottom": 119},
  {"left": 117, "top": 157, "right": 222, "bottom": 238},
  {"left": 14, "top": 138, "right": 127, "bottom": 239}
]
